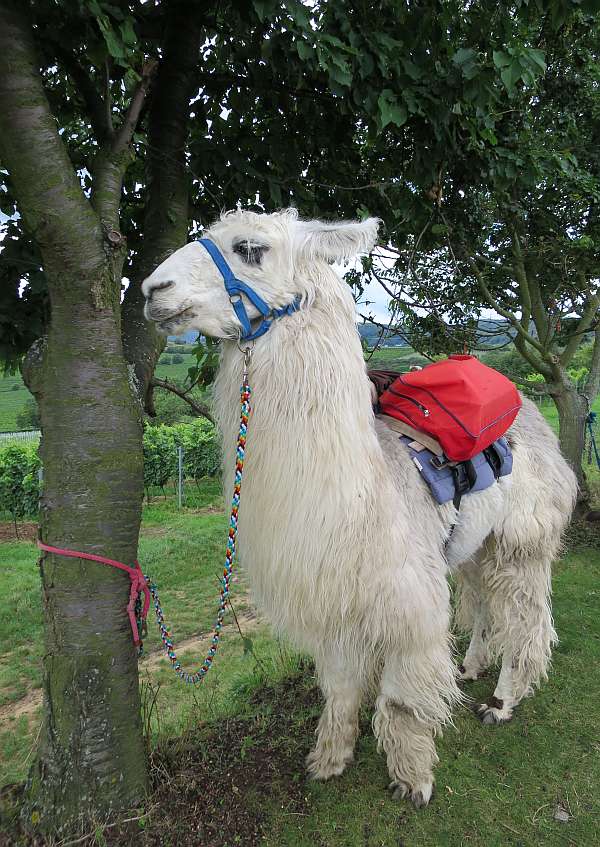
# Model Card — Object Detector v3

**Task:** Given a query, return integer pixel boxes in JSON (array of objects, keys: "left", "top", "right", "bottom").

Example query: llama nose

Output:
[{"left": 144, "top": 279, "right": 175, "bottom": 301}]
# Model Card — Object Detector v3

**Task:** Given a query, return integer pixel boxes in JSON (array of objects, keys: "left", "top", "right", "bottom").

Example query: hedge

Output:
[
  {"left": 0, "top": 443, "right": 41, "bottom": 523},
  {"left": 0, "top": 419, "right": 220, "bottom": 518}
]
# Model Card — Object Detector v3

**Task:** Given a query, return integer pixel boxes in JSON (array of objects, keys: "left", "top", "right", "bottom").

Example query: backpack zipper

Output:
[{"left": 387, "top": 387, "right": 430, "bottom": 417}]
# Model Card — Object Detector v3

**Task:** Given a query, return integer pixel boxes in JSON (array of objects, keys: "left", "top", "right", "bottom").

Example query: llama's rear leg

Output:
[
  {"left": 458, "top": 605, "right": 491, "bottom": 682},
  {"left": 373, "top": 643, "right": 459, "bottom": 808},
  {"left": 454, "top": 562, "right": 492, "bottom": 682},
  {"left": 306, "top": 657, "right": 362, "bottom": 780},
  {"left": 475, "top": 553, "right": 557, "bottom": 726}
]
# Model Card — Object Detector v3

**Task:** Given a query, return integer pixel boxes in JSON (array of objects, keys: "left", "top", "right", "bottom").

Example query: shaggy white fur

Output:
[{"left": 142, "top": 208, "right": 577, "bottom": 805}]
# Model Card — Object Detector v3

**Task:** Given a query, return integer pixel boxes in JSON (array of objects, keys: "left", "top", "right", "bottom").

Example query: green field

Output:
[
  {"left": 0, "top": 353, "right": 198, "bottom": 433},
  {"left": 0, "top": 374, "right": 33, "bottom": 433}
]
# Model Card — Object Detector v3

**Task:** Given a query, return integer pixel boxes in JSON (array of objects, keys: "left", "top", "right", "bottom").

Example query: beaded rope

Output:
[{"left": 137, "top": 359, "right": 252, "bottom": 683}]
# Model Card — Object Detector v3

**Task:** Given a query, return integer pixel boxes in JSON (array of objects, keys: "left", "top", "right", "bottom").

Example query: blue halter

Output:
[{"left": 197, "top": 238, "right": 301, "bottom": 342}]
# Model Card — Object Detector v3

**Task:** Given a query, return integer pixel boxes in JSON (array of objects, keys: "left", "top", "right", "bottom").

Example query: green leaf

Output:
[
  {"left": 296, "top": 40, "right": 313, "bottom": 61},
  {"left": 401, "top": 59, "right": 422, "bottom": 81},
  {"left": 501, "top": 61, "right": 521, "bottom": 93},
  {"left": 377, "top": 90, "right": 407, "bottom": 129},
  {"left": 526, "top": 48, "right": 547, "bottom": 73},
  {"left": 119, "top": 19, "right": 137, "bottom": 48},
  {"left": 452, "top": 48, "right": 477, "bottom": 67},
  {"left": 492, "top": 50, "right": 511, "bottom": 69},
  {"left": 328, "top": 63, "right": 352, "bottom": 88}
]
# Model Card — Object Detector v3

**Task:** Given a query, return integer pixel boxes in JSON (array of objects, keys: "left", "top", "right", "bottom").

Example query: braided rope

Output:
[{"left": 140, "top": 367, "right": 252, "bottom": 684}]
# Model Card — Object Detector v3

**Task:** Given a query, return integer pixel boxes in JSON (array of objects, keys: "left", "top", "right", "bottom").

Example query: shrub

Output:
[
  {"left": 0, "top": 421, "right": 220, "bottom": 514},
  {"left": 159, "top": 355, "right": 172, "bottom": 365},
  {"left": 0, "top": 443, "right": 41, "bottom": 521},
  {"left": 172, "top": 354, "right": 184, "bottom": 364},
  {"left": 142, "top": 424, "right": 178, "bottom": 495},
  {"left": 142, "top": 418, "right": 220, "bottom": 497}
]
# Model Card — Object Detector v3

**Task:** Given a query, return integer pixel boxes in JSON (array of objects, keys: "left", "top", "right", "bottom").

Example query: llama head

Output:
[{"left": 142, "top": 208, "right": 379, "bottom": 338}]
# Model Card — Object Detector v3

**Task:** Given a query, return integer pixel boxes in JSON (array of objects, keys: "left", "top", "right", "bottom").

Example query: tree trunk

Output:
[
  {"left": 553, "top": 383, "right": 589, "bottom": 507},
  {"left": 0, "top": 2, "right": 148, "bottom": 833},
  {"left": 122, "top": 2, "right": 203, "bottom": 407},
  {"left": 22, "top": 278, "right": 148, "bottom": 835}
]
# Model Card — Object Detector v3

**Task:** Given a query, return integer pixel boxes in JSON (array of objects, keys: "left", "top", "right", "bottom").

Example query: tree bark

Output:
[
  {"left": 552, "top": 383, "right": 589, "bottom": 507},
  {"left": 122, "top": 2, "right": 203, "bottom": 407},
  {"left": 0, "top": 1, "right": 147, "bottom": 833}
]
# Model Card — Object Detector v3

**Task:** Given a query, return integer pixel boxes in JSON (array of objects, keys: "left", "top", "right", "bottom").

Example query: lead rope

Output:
[
  {"left": 141, "top": 347, "right": 253, "bottom": 683},
  {"left": 37, "top": 351, "right": 253, "bottom": 684}
]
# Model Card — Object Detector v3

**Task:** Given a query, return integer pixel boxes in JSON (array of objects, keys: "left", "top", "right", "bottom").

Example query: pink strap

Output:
[{"left": 37, "top": 541, "right": 151, "bottom": 646}]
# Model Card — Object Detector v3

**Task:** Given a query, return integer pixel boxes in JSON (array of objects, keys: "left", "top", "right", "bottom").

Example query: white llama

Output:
[{"left": 142, "top": 209, "right": 576, "bottom": 807}]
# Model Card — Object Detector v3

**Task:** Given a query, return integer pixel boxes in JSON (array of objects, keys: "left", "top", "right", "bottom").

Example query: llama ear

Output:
[{"left": 295, "top": 217, "right": 380, "bottom": 262}]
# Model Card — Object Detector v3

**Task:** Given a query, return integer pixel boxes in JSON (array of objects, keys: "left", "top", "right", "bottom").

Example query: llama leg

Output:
[
  {"left": 458, "top": 604, "right": 491, "bottom": 682},
  {"left": 373, "top": 643, "right": 458, "bottom": 808},
  {"left": 454, "top": 557, "right": 492, "bottom": 681},
  {"left": 475, "top": 553, "right": 557, "bottom": 725},
  {"left": 306, "top": 658, "right": 362, "bottom": 780},
  {"left": 475, "top": 654, "right": 516, "bottom": 724}
]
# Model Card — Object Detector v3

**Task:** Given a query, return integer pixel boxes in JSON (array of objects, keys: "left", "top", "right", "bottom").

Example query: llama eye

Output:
[{"left": 233, "top": 240, "right": 269, "bottom": 266}]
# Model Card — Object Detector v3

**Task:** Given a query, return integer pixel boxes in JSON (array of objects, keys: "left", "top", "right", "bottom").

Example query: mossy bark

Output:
[
  {"left": 0, "top": 1, "right": 148, "bottom": 834},
  {"left": 23, "top": 295, "right": 147, "bottom": 834},
  {"left": 553, "top": 384, "right": 589, "bottom": 507}
]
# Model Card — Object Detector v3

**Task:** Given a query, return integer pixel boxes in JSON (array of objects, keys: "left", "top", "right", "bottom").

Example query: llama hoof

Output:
[
  {"left": 458, "top": 663, "right": 480, "bottom": 682},
  {"left": 305, "top": 748, "right": 353, "bottom": 780},
  {"left": 474, "top": 700, "right": 513, "bottom": 725},
  {"left": 388, "top": 779, "right": 434, "bottom": 808}
]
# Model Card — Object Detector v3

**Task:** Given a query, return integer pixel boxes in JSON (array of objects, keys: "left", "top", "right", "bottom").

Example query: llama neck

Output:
[{"left": 215, "top": 267, "right": 379, "bottom": 470}]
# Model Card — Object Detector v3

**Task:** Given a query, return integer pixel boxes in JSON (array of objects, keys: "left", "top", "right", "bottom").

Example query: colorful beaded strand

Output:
[{"left": 139, "top": 364, "right": 251, "bottom": 684}]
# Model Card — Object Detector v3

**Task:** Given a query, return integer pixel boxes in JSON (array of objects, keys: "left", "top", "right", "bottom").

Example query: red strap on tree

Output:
[{"left": 37, "top": 541, "right": 151, "bottom": 646}]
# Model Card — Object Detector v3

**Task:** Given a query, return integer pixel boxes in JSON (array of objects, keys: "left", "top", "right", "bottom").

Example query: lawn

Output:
[
  {"left": 0, "top": 474, "right": 599, "bottom": 845},
  {"left": 1, "top": 351, "right": 599, "bottom": 844},
  {"left": 0, "top": 375, "right": 33, "bottom": 433}
]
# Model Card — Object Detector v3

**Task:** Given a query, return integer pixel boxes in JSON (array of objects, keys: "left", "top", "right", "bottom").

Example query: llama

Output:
[{"left": 142, "top": 209, "right": 576, "bottom": 806}]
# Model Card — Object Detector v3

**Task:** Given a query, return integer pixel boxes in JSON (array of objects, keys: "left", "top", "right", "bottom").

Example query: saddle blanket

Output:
[{"left": 400, "top": 434, "right": 513, "bottom": 505}]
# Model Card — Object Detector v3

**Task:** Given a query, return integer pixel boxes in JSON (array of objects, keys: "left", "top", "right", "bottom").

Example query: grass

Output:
[
  {"left": 0, "top": 375, "right": 33, "bottom": 433},
  {"left": 154, "top": 352, "right": 197, "bottom": 384},
  {"left": 1, "top": 355, "right": 600, "bottom": 843},
  {"left": 0, "top": 354, "right": 198, "bottom": 435},
  {"left": 258, "top": 547, "right": 600, "bottom": 847},
  {"left": 366, "top": 345, "right": 428, "bottom": 371},
  {"left": 0, "top": 478, "right": 599, "bottom": 845}
]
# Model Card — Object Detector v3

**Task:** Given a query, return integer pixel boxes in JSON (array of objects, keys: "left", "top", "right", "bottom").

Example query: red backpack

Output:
[{"left": 378, "top": 355, "right": 522, "bottom": 462}]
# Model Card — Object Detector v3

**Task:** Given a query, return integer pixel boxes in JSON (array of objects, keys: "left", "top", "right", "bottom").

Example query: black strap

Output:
[
  {"left": 450, "top": 460, "right": 477, "bottom": 510},
  {"left": 483, "top": 444, "right": 502, "bottom": 479}
]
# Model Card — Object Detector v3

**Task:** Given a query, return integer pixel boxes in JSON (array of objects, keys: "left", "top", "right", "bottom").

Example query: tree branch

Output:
[
  {"left": 584, "top": 325, "right": 600, "bottom": 402},
  {"left": 91, "top": 61, "right": 158, "bottom": 228},
  {"left": 111, "top": 60, "right": 158, "bottom": 157},
  {"left": 559, "top": 288, "right": 600, "bottom": 367},
  {"left": 56, "top": 47, "right": 111, "bottom": 142},
  {"left": 0, "top": 1, "right": 103, "bottom": 274},
  {"left": 122, "top": 3, "right": 203, "bottom": 409},
  {"left": 151, "top": 378, "right": 214, "bottom": 423},
  {"left": 466, "top": 255, "right": 551, "bottom": 361}
]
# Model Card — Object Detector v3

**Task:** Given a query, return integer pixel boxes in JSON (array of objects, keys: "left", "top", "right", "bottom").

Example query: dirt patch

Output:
[
  {"left": 0, "top": 524, "right": 37, "bottom": 544},
  {"left": 1, "top": 665, "right": 321, "bottom": 847},
  {"left": 186, "top": 505, "right": 224, "bottom": 516},
  {"left": 111, "top": 666, "right": 320, "bottom": 847},
  {"left": 0, "top": 691, "right": 42, "bottom": 728}
]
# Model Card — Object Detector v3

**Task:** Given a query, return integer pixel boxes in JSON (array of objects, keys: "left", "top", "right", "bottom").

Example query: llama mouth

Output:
[{"left": 149, "top": 306, "right": 194, "bottom": 327}]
